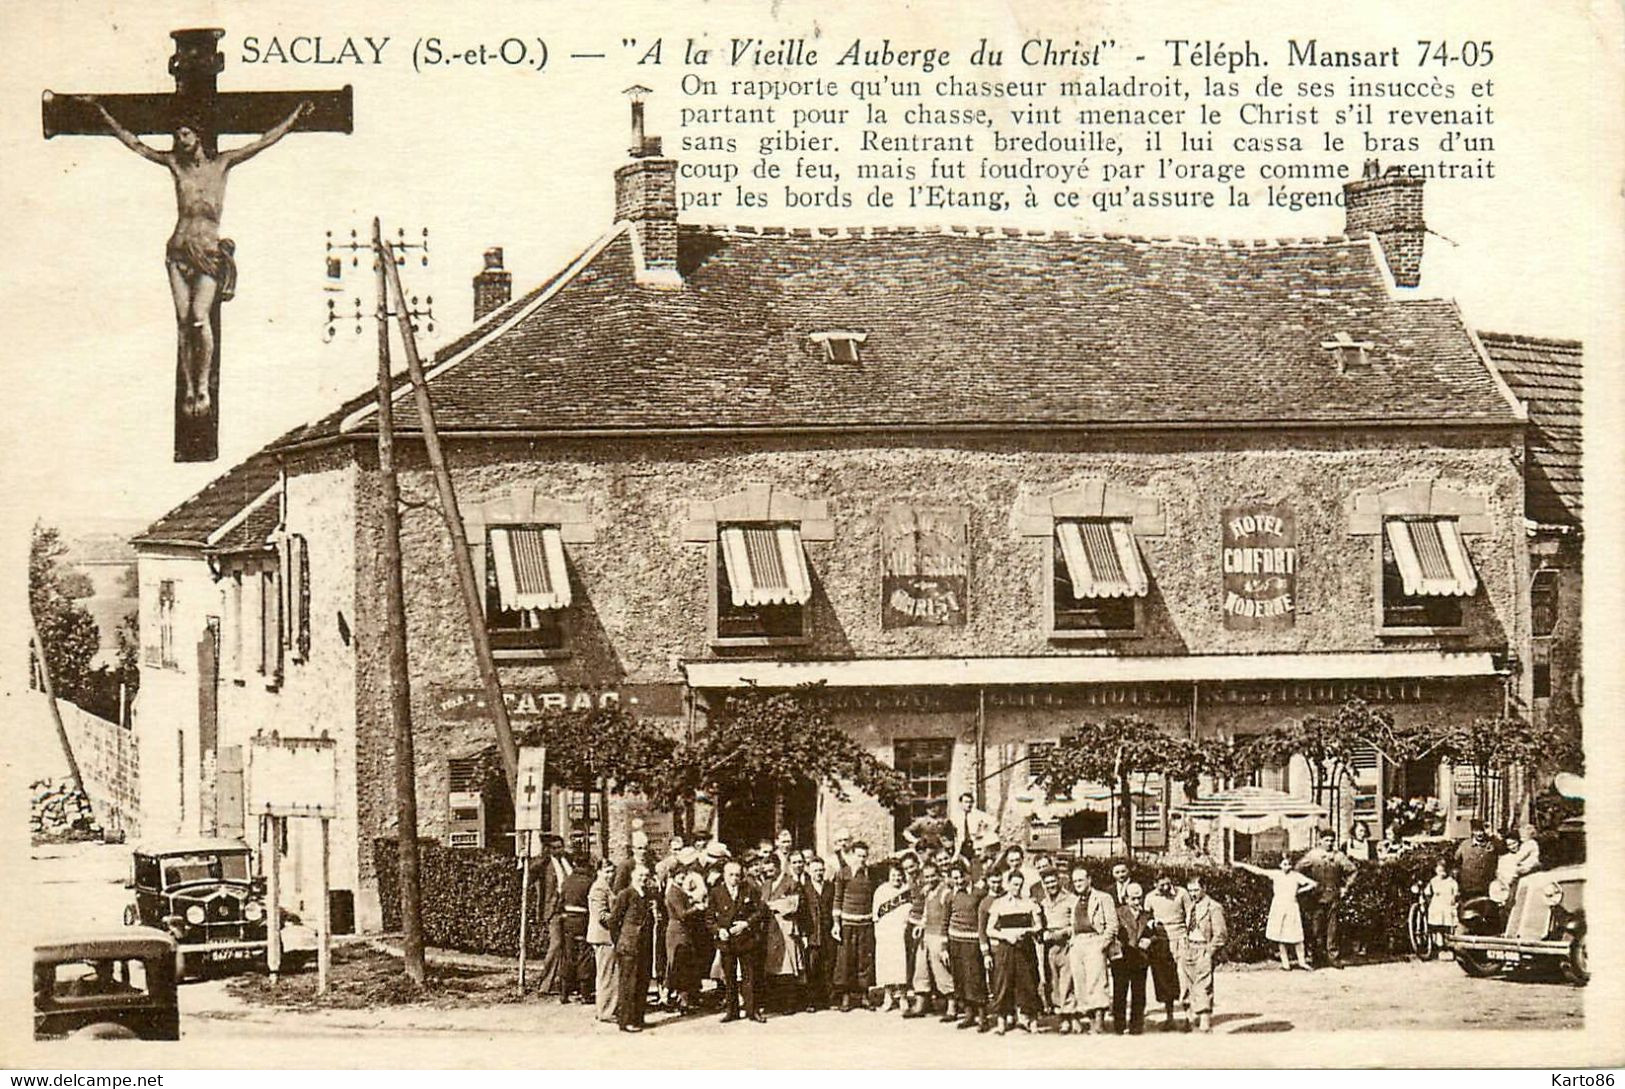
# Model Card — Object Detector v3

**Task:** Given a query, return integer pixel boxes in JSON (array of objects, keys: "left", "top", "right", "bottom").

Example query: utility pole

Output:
[
  {"left": 28, "top": 609, "right": 84, "bottom": 796},
  {"left": 381, "top": 245, "right": 520, "bottom": 799},
  {"left": 374, "top": 218, "right": 425, "bottom": 986}
]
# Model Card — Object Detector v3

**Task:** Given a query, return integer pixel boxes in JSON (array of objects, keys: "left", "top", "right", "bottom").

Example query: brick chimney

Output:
[
  {"left": 613, "top": 86, "right": 680, "bottom": 282},
  {"left": 1343, "top": 160, "right": 1426, "bottom": 287},
  {"left": 472, "top": 247, "right": 511, "bottom": 321}
]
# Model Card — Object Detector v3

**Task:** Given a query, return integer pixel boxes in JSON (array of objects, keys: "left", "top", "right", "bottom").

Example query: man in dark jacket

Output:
[
  {"left": 803, "top": 856, "right": 837, "bottom": 1010},
  {"left": 534, "top": 835, "right": 571, "bottom": 995},
  {"left": 708, "top": 860, "right": 768, "bottom": 1023},
  {"left": 607, "top": 865, "right": 658, "bottom": 1032},
  {"left": 1110, "top": 883, "right": 1154, "bottom": 1035},
  {"left": 1456, "top": 821, "right": 1498, "bottom": 898},
  {"left": 558, "top": 851, "right": 596, "bottom": 1003},
  {"left": 831, "top": 840, "right": 879, "bottom": 1011},
  {"left": 1298, "top": 830, "right": 1359, "bottom": 968}
]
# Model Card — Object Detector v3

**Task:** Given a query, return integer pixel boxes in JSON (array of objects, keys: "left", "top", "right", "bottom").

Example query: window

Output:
[
  {"left": 893, "top": 738, "right": 954, "bottom": 846},
  {"left": 1531, "top": 569, "right": 1560, "bottom": 637},
  {"left": 1534, "top": 661, "right": 1553, "bottom": 699},
  {"left": 228, "top": 574, "right": 243, "bottom": 675},
  {"left": 484, "top": 526, "right": 570, "bottom": 652},
  {"left": 1051, "top": 518, "right": 1145, "bottom": 635},
  {"left": 259, "top": 569, "right": 281, "bottom": 680},
  {"left": 281, "top": 534, "right": 311, "bottom": 661},
  {"left": 1380, "top": 517, "right": 1474, "bottom": 630},
  {"left": 157, "top": 581, "right": 177, "bottom": 669},
  {"left": 1026, "top": 740, "right": 1056, "bottom": 786},
  {"left": 809, "top": 329, "right": 866, "bottom": 364},
  {"left": 716, "top": 523, "right": 811, "bottom": 642}
]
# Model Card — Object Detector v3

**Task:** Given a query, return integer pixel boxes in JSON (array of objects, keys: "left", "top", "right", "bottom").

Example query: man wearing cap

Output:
[
  {"left": 703, "top": 840, "right": 731, "bottom": 887},
  {"left": 831, "top": 840, "right": 879, "bottom": 1011}
]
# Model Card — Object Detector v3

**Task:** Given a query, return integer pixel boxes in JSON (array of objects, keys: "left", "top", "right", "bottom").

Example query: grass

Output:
[{"left": 225, "top": 943, "right": 526, "bottom": 1010}]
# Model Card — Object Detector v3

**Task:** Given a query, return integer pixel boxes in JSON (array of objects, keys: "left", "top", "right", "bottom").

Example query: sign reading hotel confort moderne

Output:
[
  {"left": 1222, "top": 503, "right": 1298, "bottom": 631},
  {"left": 881, "top": 505, "right": 969, "bottom": 628}
]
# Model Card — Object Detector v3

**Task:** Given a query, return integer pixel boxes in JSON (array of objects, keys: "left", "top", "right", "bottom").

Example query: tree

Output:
[
  {"left": 29, "top": 523, "right": 100, "bottom": 708},
  {"left": 1433, "top": 714, "right": 1577, "bottom": 823},
  {"left": 1036, "top": 714, "right": 1182, "bottom": 858},
  {"left": 475, "top": 706, "right": 677, "bottom": 856},
  {"left": 1247, "top": 699, "right": 1393, "bottom": 827},
  {"left": 655, "top": 687, "right": 909, "bottom": 836}
]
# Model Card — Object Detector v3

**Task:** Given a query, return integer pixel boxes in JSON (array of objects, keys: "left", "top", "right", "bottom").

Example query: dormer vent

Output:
[
  {"left": 1321, "top": 331, "right": 1374, "bottom": 373},
  {"left": 810, "top": 330, "right": 867, "bottom": 364}
]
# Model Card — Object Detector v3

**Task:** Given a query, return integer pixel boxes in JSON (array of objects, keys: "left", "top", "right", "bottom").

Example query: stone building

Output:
[
  {"left": 132, "top": 123, "right": 1543, "bottom": 929},
  {"left": 1477, "top": 334, "right": 1583, "bottom": 745}
]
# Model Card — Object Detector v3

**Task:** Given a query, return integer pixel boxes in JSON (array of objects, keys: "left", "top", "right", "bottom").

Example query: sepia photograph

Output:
[{"left": 0, "top": 0, "right": 1619, "bottom": 1074}]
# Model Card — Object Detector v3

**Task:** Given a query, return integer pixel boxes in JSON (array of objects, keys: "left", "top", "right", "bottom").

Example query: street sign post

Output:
[
  {"left": 247, "top": 732, "right": 338, "bottom": 993},
  {"left": 514, "top": 745, "right": 545, "bottom": 994}
]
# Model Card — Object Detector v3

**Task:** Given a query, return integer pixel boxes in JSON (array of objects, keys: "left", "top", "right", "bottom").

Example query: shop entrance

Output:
[{"left": 719, "top": 780, "right": 817, "bottom": 853}]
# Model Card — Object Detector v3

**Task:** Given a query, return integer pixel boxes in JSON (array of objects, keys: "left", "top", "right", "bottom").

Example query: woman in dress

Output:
[
  {"left": 984, "top": 868, "right": 1042, "bottom": 1034},
  {"left": 872, "top": 863, "right": 914, "bottom": 1010},
  {"left": 664, "top": 867, "right": 709, "bottom": 1012},
  {"left": 1234, "top": 855, "right": 1318, "bottom": 970}
]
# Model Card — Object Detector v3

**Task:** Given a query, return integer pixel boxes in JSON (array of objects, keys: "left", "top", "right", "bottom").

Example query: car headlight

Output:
[
  {"left": 185, "top": 905, "right": 207, "bottom": 925},
  {"left": 244, "top": 901, "right": 265, "bottom": 922}
]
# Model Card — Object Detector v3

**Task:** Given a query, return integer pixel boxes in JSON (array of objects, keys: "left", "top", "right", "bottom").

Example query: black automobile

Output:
[
  {"left": 123, "top": 838, "right": 314, "bottom": 979},
  {"left": 34, "top": 929, "right": 180, "bottom": 1040},
  {"left": 1448, "top": 865, "right": 1587, "bottom": 985}
]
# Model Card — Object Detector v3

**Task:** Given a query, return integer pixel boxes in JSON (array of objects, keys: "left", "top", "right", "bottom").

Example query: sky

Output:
[{"left": 0, "top": 0, "right": 1618, "bottom": 535}]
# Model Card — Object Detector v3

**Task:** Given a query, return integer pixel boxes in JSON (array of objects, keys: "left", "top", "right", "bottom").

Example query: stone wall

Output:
[{"left": 340, "top": 424, "right": 1525, "bottom": 867}]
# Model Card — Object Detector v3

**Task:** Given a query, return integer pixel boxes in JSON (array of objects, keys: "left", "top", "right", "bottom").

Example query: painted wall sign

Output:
[
  {"left": 432, "top": 683, "right": 686, "bottom": 721},
  {"left": 1221, "top": 503, "right": 1298, "bottom": 630},
  {"left": 881, "top": 505, "right": 969, "bottom": 628}
]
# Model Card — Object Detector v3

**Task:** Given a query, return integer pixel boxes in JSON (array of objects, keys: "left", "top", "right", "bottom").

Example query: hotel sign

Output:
[
  {"left": 881, "top": 505, "right": 969, "bottom": 628},
  {"left": 1222, "top": 503, "right": 1297, "bottom": 631}
]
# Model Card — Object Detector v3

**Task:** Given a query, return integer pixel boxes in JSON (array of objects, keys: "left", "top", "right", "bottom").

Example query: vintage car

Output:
[
  {"left": 1448, "top": 864, "right": 1586, "bottom": 985},
  {"left": 123, "top": 838, "right": 315, "bottom": 979},
  {"left": 34, "top": 929, "right": 180, "bottom": 1040}
]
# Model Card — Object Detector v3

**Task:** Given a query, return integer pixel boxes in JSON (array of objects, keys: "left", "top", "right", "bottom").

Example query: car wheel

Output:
[
  {"left": 122, "top": 904, "right": 137, "bottom": 927},
  {"left": 1456, "top": 951, "right": 1495, "bottom": 978},
  {"left": 1562, "top": 934, "right": 1589, "bottom": 986},
  {"left": 1407, "top": 904, "right": 1435, "bottom": 960},
  {"left": 72, "top": 1022, "right": 139, "bottom": 1040}
]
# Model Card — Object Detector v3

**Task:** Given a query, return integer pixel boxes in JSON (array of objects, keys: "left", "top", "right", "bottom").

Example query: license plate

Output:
[
  {"left": 207, "top": 948, "right": 254, "bottom": 963},
  {"left": 1485, "top": 949, "right": 1519, "bottom": 962}
]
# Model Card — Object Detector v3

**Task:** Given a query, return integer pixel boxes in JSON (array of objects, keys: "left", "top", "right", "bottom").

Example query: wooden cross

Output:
[{"left": 42, "top": 28, "right": 354, "bottom": 462}]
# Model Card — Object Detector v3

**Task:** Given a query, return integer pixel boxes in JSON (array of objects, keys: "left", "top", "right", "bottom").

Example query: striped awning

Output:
[
  {"left": 1387, "top": 519, "right": 1477, "bottom": 597},
  {"left": 1172, "top": 786, "right": 1327, "bottom": 834},
  {"left": 1057, "top": 520, "right": 1148, "bottom": 598},
  {"left": 720, "top": 525, "right": 812, "bottom": 607},
  {"left": 490, "top": 527, "right": 571, "bottom": 611}
]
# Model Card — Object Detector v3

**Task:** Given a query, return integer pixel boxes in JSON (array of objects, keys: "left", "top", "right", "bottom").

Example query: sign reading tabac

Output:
[
  {"left": 1222, "top": 503, "right": 1298, "bottom": 631},
  {"left": 881, "top": 505, "right": 968, "bottom": 628}
]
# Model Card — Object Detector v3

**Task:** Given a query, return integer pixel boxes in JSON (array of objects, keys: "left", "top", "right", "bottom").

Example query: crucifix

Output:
[{"left": 42, "top": 28, "right": 354, "bottom": 462}]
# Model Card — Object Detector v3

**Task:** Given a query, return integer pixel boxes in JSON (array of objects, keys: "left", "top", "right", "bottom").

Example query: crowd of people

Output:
[
  {"left": 524, "top": 800, "right": 1552, "bottom": 1035},
  {"left": 527, "top": 792, "right": 1242, "bottom": 1036}
]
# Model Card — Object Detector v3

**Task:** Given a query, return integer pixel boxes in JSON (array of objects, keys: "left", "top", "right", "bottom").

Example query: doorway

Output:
[{"left": 719, "top": 780, "right": 817, "bottom": 853}]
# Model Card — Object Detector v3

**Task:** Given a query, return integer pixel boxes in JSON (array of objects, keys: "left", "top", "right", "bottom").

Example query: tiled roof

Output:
[
  {"left": 281, "top": 226, "right": 1519, "bottom": 441},
  {"left": 209, "top": 499, "right": 279, "bottom": 554},
  {"left": 133, "top": 443, "right": 282, "bottom": 548},
  {"left": 154, "top": 225, "right": 1526, "bottom": 545},
  {"left": 1478, "top": 332, "right": 1582, "bottom": 527}
]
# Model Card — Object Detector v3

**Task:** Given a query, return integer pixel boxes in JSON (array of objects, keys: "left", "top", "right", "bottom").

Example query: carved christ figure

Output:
[{"left": 79, "top": 95, "right": 312, "bottom": 416}]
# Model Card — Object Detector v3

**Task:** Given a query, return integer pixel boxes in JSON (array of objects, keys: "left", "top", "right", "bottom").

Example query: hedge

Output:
[{"left": 374, "top": 838, "right": 1456, "bottom": 964}]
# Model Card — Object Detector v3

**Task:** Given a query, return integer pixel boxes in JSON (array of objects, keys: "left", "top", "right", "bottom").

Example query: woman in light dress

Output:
[
  {"left": 873, "top": 863, "right": 915, "bottom": 1009},
  {"left": 1425, "top": 858, "right": 1460, "bottom": 945},
  {"left": 1234, "top": 855, "right": 1318, "bottom": 970}
]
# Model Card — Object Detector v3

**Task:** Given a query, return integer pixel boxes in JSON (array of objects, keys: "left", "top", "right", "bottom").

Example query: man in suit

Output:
[
  {"left": 586, "top": 858, "right": 620, "bottom": 1023},
  {"left": 1110, "top": 862, "right": 1134, "bottom": 908},
  {"left": 1182, "top": 875, "right": 1228, "bottom": 1034},
  {"left": 607, "top": 865, "right": 658, "bottom": 1033},
  {"left": 1110, "top": 882, "right": 1154, "bottom": 1035},
  {"left": 708, "top": 860, "right": 768, "bottom": 1023},
  {"left": 534, "top": 835, "right": 571, "bottom": 995},
  {"left": 803, "top": 855, "right": 837, "bottom": 1011}
]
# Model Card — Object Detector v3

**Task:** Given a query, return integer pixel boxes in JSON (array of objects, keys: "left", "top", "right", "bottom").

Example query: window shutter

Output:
[{"left": 296, "top": 535, "right": 311, "bottom": 660}]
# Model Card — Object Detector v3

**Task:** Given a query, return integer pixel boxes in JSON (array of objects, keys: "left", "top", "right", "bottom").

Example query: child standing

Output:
[{"left": 1425, "top": 859, "right": 1460, "bottom": 956}]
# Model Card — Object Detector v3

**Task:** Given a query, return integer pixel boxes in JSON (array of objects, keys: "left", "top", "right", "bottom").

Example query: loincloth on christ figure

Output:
[{"left": 165, "top": 235, "right": 238, "bottom": 302}]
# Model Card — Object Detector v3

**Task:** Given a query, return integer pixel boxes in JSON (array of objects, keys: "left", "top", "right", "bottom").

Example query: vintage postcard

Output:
[{"left": 0, "top": 0, "right": 1619, "bottom": 1073}]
